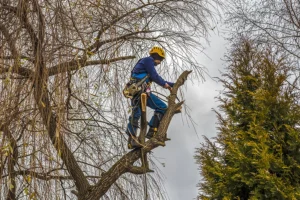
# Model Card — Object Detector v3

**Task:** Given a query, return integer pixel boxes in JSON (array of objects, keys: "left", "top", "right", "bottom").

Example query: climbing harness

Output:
[{"left": 123, "top": 74, "right": 150, "bottom": 99}]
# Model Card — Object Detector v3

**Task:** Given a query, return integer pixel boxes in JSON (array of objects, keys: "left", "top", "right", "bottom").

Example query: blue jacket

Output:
[{"left": 131, "top": 56, "right": 174, "bottom": 87}]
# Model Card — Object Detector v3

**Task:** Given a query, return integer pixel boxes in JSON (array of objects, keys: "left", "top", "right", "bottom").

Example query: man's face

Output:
[{"left": 154, "top": 59, "right": 162, "bottom": 66}]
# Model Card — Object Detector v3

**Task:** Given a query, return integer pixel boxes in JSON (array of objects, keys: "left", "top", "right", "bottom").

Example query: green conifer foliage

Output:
[{"left": 196, "top": 40, "right": 300, "bottom": 200}]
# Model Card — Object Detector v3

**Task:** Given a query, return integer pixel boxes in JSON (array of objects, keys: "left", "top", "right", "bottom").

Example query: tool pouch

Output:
[
  {"left": 123, "top": 79, "right": 141, "bottom": 99},
  {"left": 123, "top": 75, "right": 151, "bottom": 99}
]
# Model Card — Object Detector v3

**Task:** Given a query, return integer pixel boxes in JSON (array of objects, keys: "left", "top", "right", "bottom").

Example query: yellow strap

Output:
[{"left": 141, "top": 93, "right": 147, "bottom": 112}]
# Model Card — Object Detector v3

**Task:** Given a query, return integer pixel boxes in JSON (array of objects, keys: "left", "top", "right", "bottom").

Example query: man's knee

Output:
[
  {"left": 154, "top": 100, "right": 167, "bottom": 114},
  {"left": 156, "top": 105, "right": 167, "bottom": 114}
]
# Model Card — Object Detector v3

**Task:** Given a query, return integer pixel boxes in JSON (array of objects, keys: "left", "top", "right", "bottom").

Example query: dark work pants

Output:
[{"left": 126, "top": 92, "right": 167, "bottom": 136}]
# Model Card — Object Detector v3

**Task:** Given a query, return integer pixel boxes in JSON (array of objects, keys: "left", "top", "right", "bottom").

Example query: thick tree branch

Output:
[
  {"left": 0, "top": 66, "right": 33, "bottom": 78},
  {"left": 35, "top": 97, "right": 91, "bottom": 195},
  {"left": 47, "top": 56, "right": 135, "bottom": 77},
  {"left": 1, "top": 170, "right": 102, "bottom": 181},
  {"left": 0, "top": 55, "right": 34, "bottom": 62},
  {"left": 23, "top": 0, "right": 90, "bottom": 195},
  {"left": 127, "top": 166, "right": 154, "bottom": 174},
  {"left": 89, "top": 30, "right": 155, "bottom": 54}
]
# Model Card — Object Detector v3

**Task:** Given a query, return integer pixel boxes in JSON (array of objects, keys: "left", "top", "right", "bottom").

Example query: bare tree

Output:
[
  {"left": 0, "top": 0, "right": 220, "bottom": 199},
  {"left": 226, "top": 0, "right": 300, "bottom": 61}
]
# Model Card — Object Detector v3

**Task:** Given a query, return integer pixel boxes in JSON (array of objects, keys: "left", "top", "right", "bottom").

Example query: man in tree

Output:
[{"left": 126, "top": 47, "right": 174, "bottom": 149}]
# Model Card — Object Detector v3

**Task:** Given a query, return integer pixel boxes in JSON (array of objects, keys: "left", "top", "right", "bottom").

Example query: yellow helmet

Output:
[{"left": 149, "top": 46, "right": 165, "bottom": 59}]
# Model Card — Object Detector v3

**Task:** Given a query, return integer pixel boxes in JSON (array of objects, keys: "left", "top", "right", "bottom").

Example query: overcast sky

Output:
[{"left": 152, "top": 29, "right": 228, "bottom": 200}]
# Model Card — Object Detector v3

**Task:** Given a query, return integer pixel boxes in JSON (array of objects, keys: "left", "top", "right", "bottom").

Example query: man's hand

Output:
[
  {"left": 164, "top": 83, "right": 171, "bottom": 89},
  {"left": 164, "top": 83, "right": 172, "bottom": 91}
]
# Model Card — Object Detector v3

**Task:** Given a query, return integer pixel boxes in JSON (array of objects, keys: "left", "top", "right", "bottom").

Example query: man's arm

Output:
[
  {"left": 165, "top": 81, "right": 174, "bottom": 87},
  {"left": 143, "top": 57, "right": 174, "bottom": 87}
]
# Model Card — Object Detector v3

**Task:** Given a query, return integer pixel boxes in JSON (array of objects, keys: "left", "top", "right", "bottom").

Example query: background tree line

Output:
[{"left": 196, "top": 0, "right": 300, "bottom": 199}]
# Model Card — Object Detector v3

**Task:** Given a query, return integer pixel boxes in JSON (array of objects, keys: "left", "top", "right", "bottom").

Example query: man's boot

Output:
[
  {"left": 146, "top": 112, "right": 163, "bottom": 139},
  {"left": 146, "top": 127, "right": 157, "bottom": 139}
]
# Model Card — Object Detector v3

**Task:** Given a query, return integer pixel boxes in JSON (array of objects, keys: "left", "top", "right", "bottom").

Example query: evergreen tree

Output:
[{"left": 196, "top": 40, "right": 300, "bottom": 199}]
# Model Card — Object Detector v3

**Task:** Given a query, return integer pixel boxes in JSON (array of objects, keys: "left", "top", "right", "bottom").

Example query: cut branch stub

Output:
[{"left": 155, "top": 70, "right": 192, "bottom": 141}]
